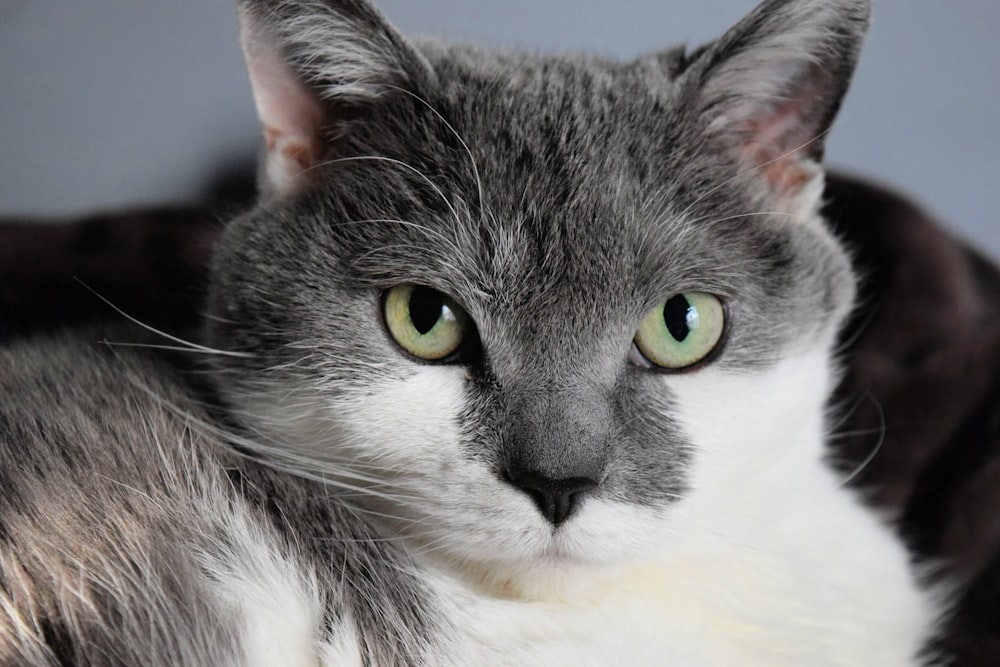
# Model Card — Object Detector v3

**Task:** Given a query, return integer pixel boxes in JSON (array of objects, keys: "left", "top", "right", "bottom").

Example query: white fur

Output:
[
  {"left": 235, "top": 341, "right": 938, "bottom": 665},
  {"left": 200, "top": 500, "right": 356, "bottom": 667}
]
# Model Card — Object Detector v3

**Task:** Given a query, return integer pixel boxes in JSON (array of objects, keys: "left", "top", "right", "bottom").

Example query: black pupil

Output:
[
  {"left": 409, "top": 287, "right": 444, "bottom": 335},
  {"left": 663, "top": 295, "right": 692, "bottom": 342}
]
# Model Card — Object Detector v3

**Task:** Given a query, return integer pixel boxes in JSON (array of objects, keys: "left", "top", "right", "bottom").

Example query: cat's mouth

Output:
[
  {"left": 459, "top": 533, "right": 643, "bottom": 602},
  {"left": 487, "top": 503, "right": 662, "bottom": 571},
  {"left": 537, "top": 538, "right": 590, "bottom": 565}
]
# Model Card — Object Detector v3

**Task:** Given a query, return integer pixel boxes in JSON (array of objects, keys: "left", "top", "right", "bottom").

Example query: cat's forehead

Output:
[
  {"left": 304, "top": 48, "right": 789, "bottom": 320},
  {"left": 330, "top": 164, "right": 784, "bottom": 342},
  {"left": 334, "top": 47, "right": 760, "bottom": 308},
  {"left": 424, "top": 45, "right": 693, "bottom": 192},
  {"left": 423, "top": 43, "right": 685, "bottom": 118}
]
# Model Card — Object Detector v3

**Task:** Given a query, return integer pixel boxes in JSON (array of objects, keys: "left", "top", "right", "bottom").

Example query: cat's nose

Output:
[{"left": 504, "top": 469, "right": 598, "bottom": 525}]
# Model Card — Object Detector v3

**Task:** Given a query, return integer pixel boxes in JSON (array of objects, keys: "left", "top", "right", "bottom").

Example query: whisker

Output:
[
  {"left": 312, "top": 155, "right": 463, "bottom": 226},
  {"left": 378, "top": 83, "right": 486, "bottom": 218},
  {"left": 832, "top": 296, "right": 881, "bottom": 357},
  {"left": 836, "top": 392, "right": 886, "bottom": 488},
  {"left": 333, "top": 216, "right": 456, "bottom": 248},
  {"left": 827, "top": 426, "right": 889, "bottom": 440},
  {"left": 686, "top": 210, "right": 796, "bottom": 227},
  {"left": 99, "top": 341, "right": 243, "bottom": 356},
  {"left": 75, "top": 279, "right": 253, "bottom": 359},
  {"left": 675, "top": 127, "right": 833, "bottom": 224},
  {"left": 115, "top": 370, "right": 429, "bottom": 506},
  {"left": 99, "top": 475, "right": 157, "bottom": 505}
]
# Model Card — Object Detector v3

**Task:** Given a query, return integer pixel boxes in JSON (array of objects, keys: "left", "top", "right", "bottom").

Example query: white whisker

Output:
[
  {"left": 379, "top": 83, "right": 485, "bottom": 217},
  {"left": 75, "top": 280, "right": 253, "bottom": 359},
  {"left": 99, "top": 341, "right": 244, "bottom": 356},
  {"left": 675, "top": 127, "right": 833, "bottom": 224},
  {"left": 313, "top": 155, "right": 463, "bottom": 226},
  {"left": 836, "top": 392, "right": 886, "bottom": 488}
]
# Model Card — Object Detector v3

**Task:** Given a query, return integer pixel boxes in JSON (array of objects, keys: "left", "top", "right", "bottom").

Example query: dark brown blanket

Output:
[{"left": 2, "top": 173, "right": 997, "bottom": 663}]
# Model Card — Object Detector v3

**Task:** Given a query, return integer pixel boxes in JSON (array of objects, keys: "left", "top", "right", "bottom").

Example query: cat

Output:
[{"left": 0, "top": 0, "right": 944, "bottom": 664}]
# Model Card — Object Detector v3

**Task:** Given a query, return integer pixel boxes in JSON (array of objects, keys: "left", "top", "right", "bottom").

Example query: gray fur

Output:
[
  {"left": 0, "top": 336, "right": 442, "bottom": 665},
  {"left": 0, "top": 0, "right": 896, "bottom": 663}
]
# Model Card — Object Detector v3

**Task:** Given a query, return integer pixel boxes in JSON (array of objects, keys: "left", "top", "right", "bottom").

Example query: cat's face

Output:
[{"left": 208, "top": 0, "right": 866, "bottom": 583}]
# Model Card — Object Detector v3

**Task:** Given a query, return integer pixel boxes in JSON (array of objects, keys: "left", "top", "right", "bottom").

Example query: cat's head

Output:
[{"left": 207, "top": 0, "right": 868, "bottom": 588}]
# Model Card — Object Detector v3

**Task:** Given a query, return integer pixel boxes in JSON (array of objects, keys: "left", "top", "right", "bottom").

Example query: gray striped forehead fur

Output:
[{"left": 210, "top": 0, "right": 865, "bottom": 507}]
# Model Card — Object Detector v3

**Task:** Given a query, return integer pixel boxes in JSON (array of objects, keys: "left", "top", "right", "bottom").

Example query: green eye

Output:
[
  {"left": 383, "top": 284, "right": 472, "bottom": 361},
  {"left": 632, "top": 292, "right": 725, "bottom": 370}
]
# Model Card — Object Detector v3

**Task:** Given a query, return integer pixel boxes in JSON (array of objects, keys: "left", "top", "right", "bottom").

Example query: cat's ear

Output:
[
  {"left": 237, "top": 0, "right": 433, "bottom": 197},
  {"left": 689, "top": 0, "right": 871, "bottom": 217}
]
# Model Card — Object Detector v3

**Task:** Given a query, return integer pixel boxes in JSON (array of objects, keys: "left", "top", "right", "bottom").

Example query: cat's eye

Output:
[
  {"left": 631, "top": 292, "right": 725, "bottom": 370},
  {"left": 383, "top": 284, "right": 472, "bottom": 361}
]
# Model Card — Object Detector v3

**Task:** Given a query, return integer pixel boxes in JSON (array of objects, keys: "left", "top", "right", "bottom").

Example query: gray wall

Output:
[{"left": 1, "top": 1, "right": 997, "bottom": 259}]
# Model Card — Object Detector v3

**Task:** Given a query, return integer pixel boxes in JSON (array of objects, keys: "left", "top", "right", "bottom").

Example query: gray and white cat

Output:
[{"left": 0, "top": 0, "right": 943, "bottom": 664}]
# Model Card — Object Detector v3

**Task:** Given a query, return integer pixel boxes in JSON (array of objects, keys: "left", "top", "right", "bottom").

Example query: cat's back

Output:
[{"left": 0, "top": 335, "right": 440, "bottom": 666}]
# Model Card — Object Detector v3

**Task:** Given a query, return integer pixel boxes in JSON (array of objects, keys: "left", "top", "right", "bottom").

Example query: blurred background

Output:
[{"left": 0, "top": 0, "right": 996, "bottom": 259}]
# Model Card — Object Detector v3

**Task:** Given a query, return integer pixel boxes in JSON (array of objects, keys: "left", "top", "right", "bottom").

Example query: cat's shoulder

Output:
[{"left": 0, "top": 330, "right": 445, "bottom": 666}]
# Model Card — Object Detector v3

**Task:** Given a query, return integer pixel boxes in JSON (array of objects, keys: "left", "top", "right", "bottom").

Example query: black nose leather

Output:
[{"left": 505, "top": 470, "right": 598, "bottom": 525}]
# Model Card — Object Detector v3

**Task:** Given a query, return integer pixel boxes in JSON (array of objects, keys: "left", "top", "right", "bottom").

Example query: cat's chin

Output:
[
  {"left": 427, "top": 538, "right": 666, "bottom": 603},
  {"left": 397, "top": 499, "right": 674, "bottom": 599}
]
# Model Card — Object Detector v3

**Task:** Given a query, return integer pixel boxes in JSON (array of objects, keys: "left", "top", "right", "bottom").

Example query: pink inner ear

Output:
[
  {"left": 741, "top": 100, "right": 819, "bottom": 200},
  {"left": 241, "top": 14, "right": 326, "bottom": 194},
  {"left": 263, "top": 125, "right": 319, "bottom": 177}
]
